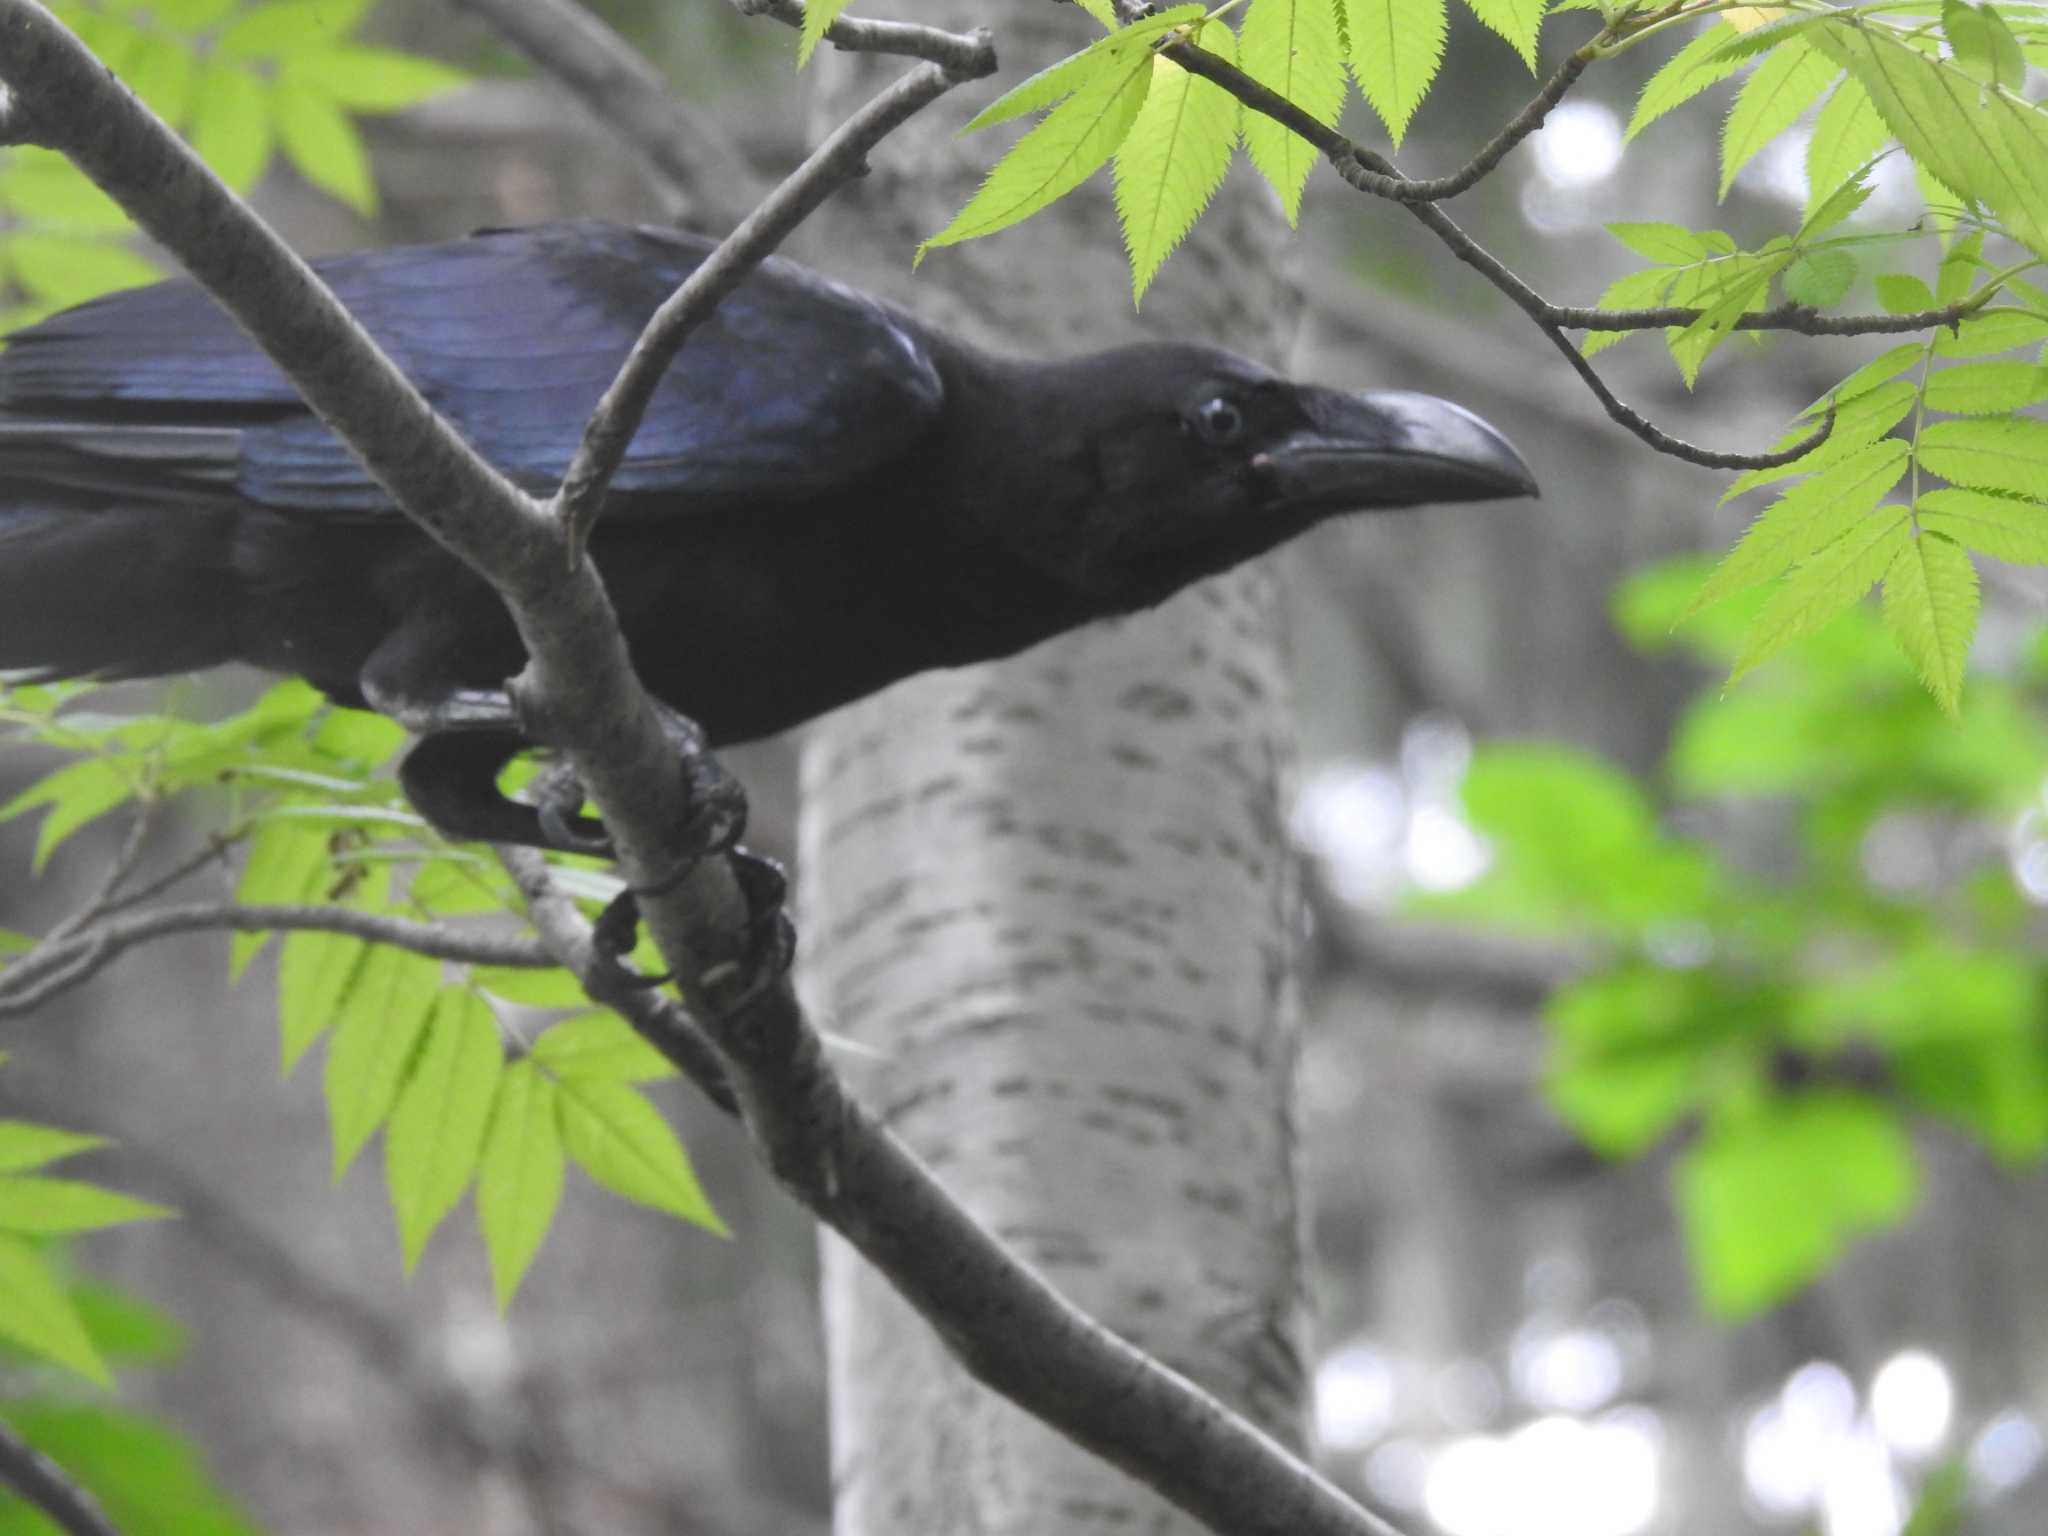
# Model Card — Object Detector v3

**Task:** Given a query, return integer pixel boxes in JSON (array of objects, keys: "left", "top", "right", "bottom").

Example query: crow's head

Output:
[{"left": 990, "top": 343, "right": 1535, "bottom": 609}]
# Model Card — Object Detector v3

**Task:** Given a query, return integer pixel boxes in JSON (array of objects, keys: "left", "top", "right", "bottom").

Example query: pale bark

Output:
[{"left": 796, "top": 10, "right": 1311, "bottom": 1531}]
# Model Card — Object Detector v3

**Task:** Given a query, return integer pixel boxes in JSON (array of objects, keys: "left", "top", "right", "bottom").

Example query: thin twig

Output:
[
  {"left": 0, "top": 1419, "right": 117, "bottom": 1536},
  {"left": 733, "top": 0, "right": 995, "bottom": 70},
  {"left": 0, "top": 902, "right": 551, "bottom": 1018},
  {"left": 445, "top": 0, "right": 753, "bottom": 226},
  {"left": 552, "top": 43, "right": 996, "bottom": 556}
]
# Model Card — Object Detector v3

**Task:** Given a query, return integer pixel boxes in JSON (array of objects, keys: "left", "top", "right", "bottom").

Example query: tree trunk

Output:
[{"left": 795, "top": 10, "right": 1311, "bottom": 1532}]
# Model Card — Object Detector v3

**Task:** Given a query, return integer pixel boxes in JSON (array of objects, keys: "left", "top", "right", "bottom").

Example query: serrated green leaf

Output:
[
  {"left": 798, "top": 0, "right": 856, "bottom": 65},
  {"left": 1692, "top": 440, "right": 1911, "bottom": 612},
  {"left": 1814, "top": 17, "right": 2048, "bottom": 259},
  {"left": 1720, "top": 39, "right": 1837, "bottom": 198},
  {"left": 1936, "top": 227, "right": 1985, "bottom": 305},
  {"left": 1114, "top": 37, "right": 1239, "bottom": 304},
  {"left": 2, "top": 757, "right": 134, "bottom": 871},
  {"left": 1073, "top": 0, "right": 1119, "bottom": 25},
  {"left": 1627, "top": 23, "right": 1748, "bottom": 142},
  {"left": 964, "top": 7, "right": 1203, "bottom": 133},
  {"left": 1882, "top": 527, "right": 1979, "bottom": 711},
  {"left": 188, "top": 61, "right": 272, "bottom": 192},
  {"left": 921, "top": 43, "right": 1152, "bottom": 260},
  {"left": 1240, "top": 0, "right": 1347, "bottom": 222},
  {"left": 1922, "top": 359, "right": 2048, "bottom": 414},
  {"left": 530, "top": 1013, "right": 678, "bottom": 1083},
  {"left": 233, "top": 821, "right": 335, "bottom": 978},
  {"left": 1668, "top": 249, "right": 1794, "bottom": 385},
  {"left": 477, "top": 1061, "right": 562, "bottom": 1308},
  {"left": 214, "top": 0, "right": 375, "bottom": 58},
  {"left": 1934, "top": 308, "right": 2048, "bottom": 357},
  {"left": 1606, "top": 221, "right": 1730, "bottom": 265},
  {"left": 0, "top": 149, "right": 131, "bottom": 233},
  {"left": 1677, "top": 1095, "right": 1917, "bottom": 1317},
  {"left": 1731, "top": 506, "right": 1912, "bottom": 682},
  {"left": 1724, "top": 373, "right": 1922, "bottom": 502},
  {"left": 1581, "top": 265, "right": 1678, "bottom": 356},
  {"left": 323, "top": 944, "right": 440, "bottom": 1176},
  {"left": 1349, "top": 0, "right": 1446, "bottom": 145},
  {"left": 1798, "top": 172, "right": 1873, "bottom": 243},
  {"left": 1800, "top": 342, "right": 1927, "bottom": 418},
  {"left": 385, "top": 989, "right": 501, "bottom": 1272},
  {"left": 274, "top": 83, "right": 376, "bottom": 215},
  {"left": 1460, "top": 0, "right": 1545, "bottom": 69},
  {"left": 0, "top": 1233, "right": 109, "bottom": 1385},
  {"left": 1944, "top": 0, "right": 2026, "bottom": 90},
  {"left": 1805, "top": 76, "right": 1890, "bottom": 225},
  {"left": 467, "top": 964, "right": 587, "bottom": 1007},
  {"left": 1875, "top": 271, "right": 1934, "bottom": 314},
  {"left": 1918, "top": 414, "right": 2048, "bottom": 495},
  {"left": 277, "top": 932, "right": 363, "bottom": 1073},
  {"left": 0, "top": 1174, "right": 171, "bottom": 1234},
  {"left": 1918, "top": 487, "right": 2048, "bottom": 563},
  {"left": 556, "top": 1078, "right": 724, "bottom": 1233},
  {"left": 0, "top": 1122, "right": 107, "bottom": 1173},
  {"left": 1782, "top": 247, "right": 1857, "bottom": 307},
  {"left": 294, "top": 46, "right": 467, "bottom": 112},
  {"left": 126, "top": 35, "right": 197, "bottom": 128}
]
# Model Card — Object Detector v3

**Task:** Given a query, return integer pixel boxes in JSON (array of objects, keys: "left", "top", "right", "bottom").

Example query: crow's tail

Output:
[{"left": 0, "top": 504, "right": 239, "bottom": 683}]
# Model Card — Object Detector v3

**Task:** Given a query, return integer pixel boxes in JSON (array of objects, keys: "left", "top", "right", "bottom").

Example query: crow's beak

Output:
[{"left": 1254, "top": 387, "right": 1538, "bottom": 512}]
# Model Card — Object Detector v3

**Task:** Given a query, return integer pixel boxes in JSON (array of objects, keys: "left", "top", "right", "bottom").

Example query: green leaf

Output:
[
  {"left": 0, "top": 1234, "right": 109, "bottom": 1384},
  {"left": 1667, "top": 248, "right": 1794, "bottom": 385},
  {"left": 322, "top": 944, "right": 441, "bottom": 1176},
  {"left": 1545, "top": 966, "right": 1737, "bottom": 1157},
  {"left": 1606, "top": 221, "right": 1732, "bottom": 265},
  {"left": 468, "top": 964, "right": 587, "bottom": 1007},
  {"left": 1918, "top": 414, "right": 2048, "bottom": 496},
  {"left": 1875, "top": 271, "right": 1934, "bottom": 315},
  {"left": 1627, "top": 23, "right": 1748, "bottom": 143},
  {"left": 1731, "top": 506, "right": 1913, "bottom": 682},
  {"left": 920, "top": 41, "right": 1153, "bottom": 260},
  {"left": 798, "top": 0, "right": 856, "bottom": 65},
  {"left": 963, "top": 7, "right": 1202, "bottom": 133},
  {"left": 0, "top": 1174, "right": 171, "bottom": 1235},
  {"left": 1814, "top": 17, "right": 2048, "bottom": 259},
  {"left": 385, "top": 990, "right": 501, "bottom": 1272},
  {"left": 232, "top": 821, "right": 336, "bottom": 978},
  {"left": 0, "top": 1122, "right": 107, "bottom": 1173},
  {"left": 0, "top": 1401, "right": 263, "bottom": 1535},
  {"left": 476, "top": 1062, "right": 562, "bottom": 1308},
  {"left": 276, "top": 932, "right": 363, "bottom": 1073},
  {"left": 1782, "top": 247, "right": 1857, "bottom": 307},
  {"left": 126, "top": 35, "right": 197, "bottom": 128},
  {"left": 296, "top": 47, "right": 467, "bottom": 112},
  {"left": 215, "top": 0, "right": 375, "bottom": 58},
  {"left": 1461, "top": 0, "right": 1545, "bottom": 70},
  {"left": 1349, "top": 0, "right": 1446, "bottom": 143},
  {"left": 1935, "top": 227, "right": 1985, "bottom": 305},
  {"left": 1722, "top": 376, "right": 1919, "bottom": 502},
  {"left": 0, "top": 149, "right": 130, "bottom": 233},
  {"left": 273, "top": 82, "right": 376, "bottom": 214},
  {"left": 1691, "top": 440, "right": 1911, "bottom": 611},
  {"left": 1917, "top": 487, "right": 2048, "bottom": 563},
  {"left": 1240, "top": 0, "right": 1347, "bottom": 221},
  {"left": 1943, "top": 0, "right": 2026, "bottom": 90},
  {"left": 1114, "top": 36, "right": 1239, "bottom": 304},
  {"left": 530, "top": 1013, "right": 678, "bottom": 1083},
  {"left": 1804, "top": 77, "right": 1891, "bottom": 226},
  {"left": 1934, "top": 308, "right": 2048, "bottom": 357},
  {"left": 1, "top": 758, "right": 133, "bottom": 871},
  {"left": 1922, "top": 359, "right": 2048, "bottom": 414},
  {"left": 1882, "top": 528, "right": 1979, "bottom": 712},
  {"left": 8, "top": 234, "right": 160, "bottom": 308},
  {"left": 1720, "top": 39, "right": 1837, "bottom": 198},
  {"left": 188, "top": 61, "right": 273, "bottom": 192},
  {"left": 1580, "top": 264, "right": 1678, "bottom": 356},
  {"left": 143, "top": 0, "right": 242, "bottom": 23},
  {"left": 1677, "top": 1094, "right": 1918, "bottom": 1317},
  {"left": 555, "top": 1078, "right": 725, "bottom": 1233},
  {"left": 69, "top": 1280, "right": 187, "bottom": 1365}
]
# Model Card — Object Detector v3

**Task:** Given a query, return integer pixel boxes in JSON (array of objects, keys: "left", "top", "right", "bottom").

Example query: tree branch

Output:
[
  {"left": 445, "top": 0, "right": 755, "bottom": 227},
  {"left": 0, "top": 902, "right": 551, "bottom": 1020},
  {"left": 0, "top": 1420, "right": 117, "bottom": 1536},
  {"left": 732, "top": 0, "right": 996, "bottom": 71}
]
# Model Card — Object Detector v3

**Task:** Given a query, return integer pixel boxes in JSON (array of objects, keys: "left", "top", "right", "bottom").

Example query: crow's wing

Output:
[{"left": 0, "top": 221, "right": 945, "bottom": 515}]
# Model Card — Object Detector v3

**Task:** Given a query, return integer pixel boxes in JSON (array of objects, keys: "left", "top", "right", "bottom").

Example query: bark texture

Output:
[{"left": 794, "top": 9, "right": 1311, "bottom": 1532}]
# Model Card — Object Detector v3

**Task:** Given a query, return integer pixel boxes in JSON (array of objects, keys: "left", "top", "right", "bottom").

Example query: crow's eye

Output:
[{"left": 1191, "top": 395, "right": 1246, "bottom": 445}]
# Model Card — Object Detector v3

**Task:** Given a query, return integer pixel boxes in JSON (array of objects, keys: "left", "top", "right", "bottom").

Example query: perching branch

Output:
[
  {"left": 0, "top": 1421, "right": 117, "bottom": 1536},
  {"left": 0, "top": 6, "right": 1395, "bottom": 1532},
  {"left": 553, "top": 38, "right": 995, "bottom": 554},
  {"left": 733, "top": 0, "right": 997, "bottom": 71},
  {"left": 0, "top": 901, "right": 553, "bottom": 1019}
]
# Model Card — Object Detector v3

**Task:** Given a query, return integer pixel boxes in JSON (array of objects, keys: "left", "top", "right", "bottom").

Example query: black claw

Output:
[{"left": 531, "top": 760, "right": 613, "bottom": 856}]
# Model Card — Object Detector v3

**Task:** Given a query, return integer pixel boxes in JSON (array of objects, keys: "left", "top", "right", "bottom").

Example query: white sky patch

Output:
[
  {"left": 1870, "top": 1351, "right": 1954, "bottom": 1458},
  {"left": 1315, "top": 1340, "right": 1397, "bottom": 1452},
  {"left": 1422, "top": 1413, "right": 1660, "bottom": 1536},
  {"left": 1291, "top": 764, "right": 1407, "bottom": 906},
  {"left": 1533, "top": 101, "right": 1624, "bottom": 188},
  {"left": 1970, "top": 1410, "right": 2045, "bottom": 1495},
  {"left": 1511, "top": 1324, "right": 1625, "bottom": 1415}
]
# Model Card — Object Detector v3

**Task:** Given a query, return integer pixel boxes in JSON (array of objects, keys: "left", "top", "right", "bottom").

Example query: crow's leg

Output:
[{"left": 594, "top": 844, "right": 795, "bottom": 1002}]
